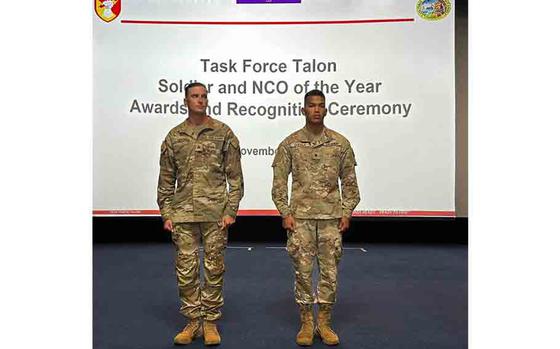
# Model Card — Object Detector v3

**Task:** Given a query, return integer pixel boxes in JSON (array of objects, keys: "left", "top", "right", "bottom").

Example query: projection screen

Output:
[{"left": 93, "top": 0, "right": 456, "bottom": 217}]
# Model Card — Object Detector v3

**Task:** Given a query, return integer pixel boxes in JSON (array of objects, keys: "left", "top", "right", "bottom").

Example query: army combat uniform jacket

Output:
[
  {"left": 157, "top": 117, "right": 244, "bottom": 223},
  {"left": 272, "top": 127, "right": 360, "bottom": 219}
]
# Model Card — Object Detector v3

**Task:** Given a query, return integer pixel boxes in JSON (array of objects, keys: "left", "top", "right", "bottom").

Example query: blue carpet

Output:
[{"left": 94, "top": 243, "right": 467, "bottom": 349}]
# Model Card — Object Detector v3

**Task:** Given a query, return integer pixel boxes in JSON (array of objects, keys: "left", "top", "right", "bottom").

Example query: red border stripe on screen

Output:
[
  {"left": 120, "top": 18, "right": 414, "bottom": 26},
  {"left": 92, "top": 209, "right": 455, "bottom": 217}
]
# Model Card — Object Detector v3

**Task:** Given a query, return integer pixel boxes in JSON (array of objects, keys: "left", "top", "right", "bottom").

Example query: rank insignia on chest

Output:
[{"left": 312, "top": 152, "right": 320, "bottom": 161}]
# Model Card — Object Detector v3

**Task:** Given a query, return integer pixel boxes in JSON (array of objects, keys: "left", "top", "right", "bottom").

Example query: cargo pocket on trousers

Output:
[
  {"left": 286, "top": 231, "right": 298, "bottom": 259},
  {"left": 171, "top": 225, "right": 178, "bottom": 245},
  {"left": 334, "top": 235, "right": 343, "bottom": 263}
]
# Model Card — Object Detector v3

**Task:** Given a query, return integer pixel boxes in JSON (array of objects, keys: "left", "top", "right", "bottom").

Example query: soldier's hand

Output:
[
  {"left": 219, "top": 215, "right": 235, "bottom": 231},
  {"left": 163, "top": 220, "right": 173, "bottom": 232},
  {"left": 282, "top": 215, "right": 295, "bottom": 232},
  {"left": 338, "top": 217, "right": 351, "bottom": 233}
]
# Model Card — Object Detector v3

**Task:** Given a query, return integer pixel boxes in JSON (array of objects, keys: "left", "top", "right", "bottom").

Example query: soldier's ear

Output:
[{"left": 300, "top": 107, "right": 305, "bottom": 116}]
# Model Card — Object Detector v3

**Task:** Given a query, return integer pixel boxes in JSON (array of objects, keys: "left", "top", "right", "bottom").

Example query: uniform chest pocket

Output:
[
  {"left": 197, "top": 135, "right": 226, "bottom": 162},
  {"left": 175, "top": 140, "right": 194, "bottom": 152},
  {"left": 321, "top": 145, "right": 342, "bottom": 166},
  {"left": 173, "top": 140, "right": 195, "bottom": 169},
  {"left": 291, "top": 144, "right": 312, "bottom": 174},
  {"left": 314, "top": 145, "right": 343, "bottom": 182}
]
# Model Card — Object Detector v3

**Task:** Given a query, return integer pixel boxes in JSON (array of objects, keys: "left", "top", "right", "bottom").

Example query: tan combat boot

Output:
[
  {"left": 173, "top": 319, "right": 202, "bottom": 345},
  {"left": 203, "top": 320, "right": 221, "bottom": 346},
  {"left": 296, "top": 304, "right": 314, "bottom": 346},
  {"left": 316, "top": 304, "right": 340, "bottom": 345}
]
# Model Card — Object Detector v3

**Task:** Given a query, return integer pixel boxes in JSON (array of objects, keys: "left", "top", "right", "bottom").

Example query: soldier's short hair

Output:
[
  {"left": 185, "top": 82, "right": 207, "bottom": 97},
  {"left": 304, "top": 89, "right": 325, "bottom": 105}
]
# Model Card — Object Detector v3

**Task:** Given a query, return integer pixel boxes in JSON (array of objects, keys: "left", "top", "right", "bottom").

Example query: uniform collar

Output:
[
  {"left": 178, "top": 116, "right": 217, "bottom": 137},
  {"left": 297, "top": 126, "right": 333, "bottom": 145}
]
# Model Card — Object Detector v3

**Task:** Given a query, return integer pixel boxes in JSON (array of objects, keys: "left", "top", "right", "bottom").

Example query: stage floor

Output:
[{"left": 94, "top": 242, "right": 467, "bottom": 349}]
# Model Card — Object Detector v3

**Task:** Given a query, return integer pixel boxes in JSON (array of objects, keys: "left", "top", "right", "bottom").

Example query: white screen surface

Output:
[{"left": 93, "top": 0, "right": 455, "bottom": 217}]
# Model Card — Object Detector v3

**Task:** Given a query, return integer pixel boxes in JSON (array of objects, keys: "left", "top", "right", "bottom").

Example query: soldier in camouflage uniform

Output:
[
  {"left": 272, "top": 89, "right": 360, "bottom": 346},
  {"left": 157, "top": 82, "right": 244, "bottom": 346}
]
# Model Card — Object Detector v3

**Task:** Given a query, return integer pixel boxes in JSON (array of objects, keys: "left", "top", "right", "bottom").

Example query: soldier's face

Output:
[
  {"left": 184, "top": 86, "right": 208, "bottom": 114},
  {"left": 302, "top": 96, "right": 327, "bottom": 125}
]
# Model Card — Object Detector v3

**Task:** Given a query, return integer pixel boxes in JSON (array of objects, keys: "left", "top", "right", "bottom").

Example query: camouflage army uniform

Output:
[
  {"left": 157, "top": 117, "right": 243, "bottom": 321},
  {"left": 272, "top": 127, "right": 360, "bottom": 305}
]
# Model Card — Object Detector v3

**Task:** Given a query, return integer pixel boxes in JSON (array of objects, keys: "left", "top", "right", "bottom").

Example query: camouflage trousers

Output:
[
  {"left": 172, "top": 222, "right": 227, "bottom": 321},
  {"left": 287, "top": 219, "right": 343, "bottom": 305}
]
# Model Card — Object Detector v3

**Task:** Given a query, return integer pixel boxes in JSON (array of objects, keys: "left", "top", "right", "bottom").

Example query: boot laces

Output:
[
  {"left": 204, "top": 321, "right": 218, "bottom": 331},
  {"left": 183, "top": 320, "right": 199, "bottom": 333}
]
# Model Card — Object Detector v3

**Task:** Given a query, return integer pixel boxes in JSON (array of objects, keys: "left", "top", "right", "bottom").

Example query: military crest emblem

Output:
[
  {"left": 417, "top": 0, "right": 451, "bottom": 21},
  {"left": 95, "top": 0, "right": 121, "bottom": 23}
]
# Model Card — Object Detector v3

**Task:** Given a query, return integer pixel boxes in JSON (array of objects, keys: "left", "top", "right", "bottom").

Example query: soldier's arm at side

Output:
[
  {"left": 157, "top": 136, "right": 177, "bottom": 228},
  {"left": 271, "top": 144, "right": 292, "bottom": 218},
  {"left": 223, "top": 132, "right": 244, "bottom": 220},
  {"left": 340, "top": 145, "right": 361, "bottom": 219}
]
